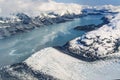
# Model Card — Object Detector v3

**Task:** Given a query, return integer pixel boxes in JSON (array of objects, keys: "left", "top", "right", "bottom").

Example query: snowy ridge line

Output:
[
  {"left": 0, "top": 62, "right": 58, "bottom": 80},
  {"left": 0, "top": 1, "right": 82, "bottom": 17},
  {"left": 0, "top": 12, "right": 81, "bottom": 39},
  {"left": 1, "top": 4, "right": 120, "bottom": 80},
  {"left": 0, "top": 4, "right": 120, "bottom": 39},
  {"left": 0, "top": 2, "right": 82, "bottom": 39},
  {"left": 1, "top": 12, "right": 120, "bottom": 79},
  {"left": 64, "top": 13, "right": 120, "bottom": 61},
  {"left": 55, "top": 46, "right": 120, "bottom": 62},
  {"left": 1, "top": 47, "right": 120, "bottom": 80},
  {"left": 82, "top": 5, "right": 120, "bottom": 15}
]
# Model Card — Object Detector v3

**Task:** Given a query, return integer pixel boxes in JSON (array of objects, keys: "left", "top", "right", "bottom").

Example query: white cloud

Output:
[
  {"left": 0, "top": 8, "right": 1, "bottom": 13},
  {"left": 0, "top": 0, "right": 81, "bottom": 17},
  {"left": 0, "top": 0, "right": 51, "bottom": 16},
  {"left": 0, "top": 0, "right": 4, "bottom": 2}
]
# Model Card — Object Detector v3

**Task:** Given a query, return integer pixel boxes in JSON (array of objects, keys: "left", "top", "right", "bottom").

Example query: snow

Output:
[
  {"left": 66, "top": 13, "right": 120, "bottom": 60},
  {"left": 98, "top": 5, "right": 120, "bottom": 12},
  {"left": 82, "top": 5, "right": 120, "bottom": 15},
  {"left": 1, "top": 12, "right": 120, "bottom": 79},
  {"left": 1, "top": 47, "right": 120, "bottom": 80},
  {"left": 0, "top": 1, "right": 120, "bottom": 80},
  {"left": 0, "top": 1, "right": 82, "bottom": 17},
  {"left": 0, "top": 1, "right": 82, "bottom": 39},
  {"left": 84, "top": 5, "right": 120, "bottom": 13},
  {"left": 1, "top": 3, "right": 120, "bottom": 39},
  {"left": 25, "top": 47, "right": 76, "bottom": 80}
]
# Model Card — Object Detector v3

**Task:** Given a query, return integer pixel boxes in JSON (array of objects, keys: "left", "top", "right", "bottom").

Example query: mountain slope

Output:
[
  {"left": 0, "top": 47, "right": 120, "bottom": 80},
  {"left": 65, "top": 13, "right": 120, "bottom": 60},
  {"left": 0, "top": 1, "right": 82, "bottom": 39}
]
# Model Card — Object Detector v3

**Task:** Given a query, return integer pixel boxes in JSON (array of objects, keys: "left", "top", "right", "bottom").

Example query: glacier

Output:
[
  {"left": 0, "top": 47, "right": 120, "bottom": 80},
  {"left": 0, "top": 2, "right": 120, "bottom": 39},
  {"left": 0, "top": 1, "right": 82, "bottom": 39},
  {"left": 1, "top": 7, "right": 120, "bottom": 80},
  {"left": 0, "top": 14, "right": 103, "bottom": 67},
  {"left": 0, "top": 1, "right": 120, "bottom": 80}
]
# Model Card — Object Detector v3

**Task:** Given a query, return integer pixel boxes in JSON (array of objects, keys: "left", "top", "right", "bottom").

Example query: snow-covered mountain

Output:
[
  {"left": 1, "top": 0, "right": 120, "bottom": 79},
  {"left": 1, "top": 7, "right": 120, "bottom": 80},
  {"left": 0, "top": 1, "right": 82, "bottom": 39},
  {"left": 0, "top": 2, "right": 120, "bottom": 39},
  {"left": 82, "top": 5, "right": 120, "bottom": 15},
  {"left": 0, "top": 47, "right": 120, "bottom": 80},
  {"left": 64, "top": 12, "right": 120, "bottom": 61}
]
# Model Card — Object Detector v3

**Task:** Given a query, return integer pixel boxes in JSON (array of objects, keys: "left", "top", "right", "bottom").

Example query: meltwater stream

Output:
[{"left": 0, "top": 15, "right": 103, "bottom": 67}]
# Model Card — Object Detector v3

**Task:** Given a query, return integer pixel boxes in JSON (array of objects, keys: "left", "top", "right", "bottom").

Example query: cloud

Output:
[
  {"left": 0, "top": 0, "right": 4, "bottom": 2},
  {"left": 0, "top": 0, "right": 81, "bottom": 17},
  {"left": 0, "top": 8, "right": 1, "bottom": 13},
  {"left": 0, "top": 0, "right": 51, "bottom": 16}
]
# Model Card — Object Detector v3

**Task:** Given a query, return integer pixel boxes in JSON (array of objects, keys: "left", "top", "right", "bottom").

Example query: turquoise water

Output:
[{"left": 0, "top": 15, "right": 103, "bottom": 67}]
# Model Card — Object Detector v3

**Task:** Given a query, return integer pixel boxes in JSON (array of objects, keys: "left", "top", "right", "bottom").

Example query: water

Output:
[{"left": 0, "top": 15, "right": 103, "bottom": 67}]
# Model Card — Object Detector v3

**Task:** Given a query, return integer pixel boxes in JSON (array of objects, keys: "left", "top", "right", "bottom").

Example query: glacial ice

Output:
[{"left": 0, "top": 1, "right": 120, "bottom": 80}]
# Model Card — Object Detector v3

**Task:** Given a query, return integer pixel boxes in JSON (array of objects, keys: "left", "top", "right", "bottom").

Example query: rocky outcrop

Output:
[
  {"left": 74, "top": 15, "right": 110, "bottom": 32},
  {"left": 82, "top": 5, "right": 120, "bottom": 15},
  {"left": 64, "top": 13, "right": 120, "bottom": 61},
  {"left": 0, "top": 47, "right": 120, "bottom": 80},
  {"left": 0, "top": 62, "right": 58, "bottom": 80},
  {"left": 0, "top": 12, "right": 82, "bottom": 39},
  {"left": 74, "top": 24, "right": 97, "bottom": 31},
  {"left": 1, "top": 13, "right": 120, "bottom": 79},
  {"left": 1, "top": 5, "right": 120, "bottom": 80}
]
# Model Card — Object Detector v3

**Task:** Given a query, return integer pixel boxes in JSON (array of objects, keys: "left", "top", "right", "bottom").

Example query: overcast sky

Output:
[{"left": 55, "top": 0, "right": 120, "bottom": 6}]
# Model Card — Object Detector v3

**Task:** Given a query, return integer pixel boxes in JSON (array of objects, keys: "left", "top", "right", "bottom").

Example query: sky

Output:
[
  {"left": 0, "top": 0, "right": 120, "bottom": 16},
  {"left": 55, "top": 0, "right": 120, "bottom": 6}
]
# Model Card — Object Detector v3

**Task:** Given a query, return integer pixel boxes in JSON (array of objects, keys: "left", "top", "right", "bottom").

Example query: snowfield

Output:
[
  {"left": 0, "top": 2, "right": 120, "bottom": 39},
  {"left": 0, "top": 1, "right": 82, "bottom": 39},
  {"left": 0, "top": 1, "right": 82, "bottom": 17},
  {"left": 0, "top": 0, "right": 120, "bottom": 80},
  {"left": 1, "top": 12, "right": 120, "bottom": 80},
  {"left": 65, "top": 13, "right": 120, "bottom": 60},
  {"left": 82, "top": 5, "right": 120, "bottom": 15},
  {"left": 0, "top": 47, "right": 120, "bottom": 80}
]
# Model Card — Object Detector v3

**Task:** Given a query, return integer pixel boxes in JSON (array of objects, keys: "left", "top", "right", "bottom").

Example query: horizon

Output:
[{"left": 55, "top": 0, "right": 120, "bottom": 6}]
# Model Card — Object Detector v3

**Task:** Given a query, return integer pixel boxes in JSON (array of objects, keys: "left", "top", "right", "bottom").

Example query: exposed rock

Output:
[
  {"left": 0, "top": 47, "right": 120, "bottom": 80},
  {"left": 74, "top": 15, "right": 110, "bottom": 32},
  {"left": 0, "top": 12, "right": 82, "bottom": 39},
  {"left": 64, "top": 13, "right": 120, "bottom": 61},
  {"left": 0, "top": 63, "right": 58, "bottom": 80},
  {"left": 74, "top": 24, "right": 97, "bottom": 31}
]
